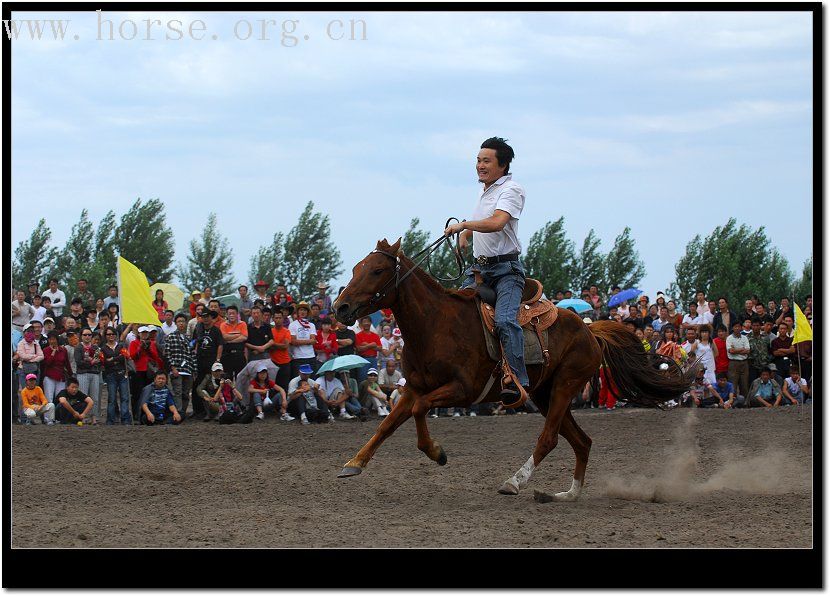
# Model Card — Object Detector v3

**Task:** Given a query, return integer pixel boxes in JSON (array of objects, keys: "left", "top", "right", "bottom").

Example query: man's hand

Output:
[
  {"left": 74, "top": 411, "right": 84, "bottom": 420},
  {"left": 146, "top": 412, "right": 155, "bottom": 423},
  {"left": 173, "top": 410, "right": 181, "bottom": 423},
  {"left": 444, "top": 222, "right": 465, "bottom": 237}
]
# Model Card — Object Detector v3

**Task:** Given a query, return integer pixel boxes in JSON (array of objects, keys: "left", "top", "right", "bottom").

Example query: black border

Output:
[{"left": 2, "top": 1, "right": 822, "bottom": 589}]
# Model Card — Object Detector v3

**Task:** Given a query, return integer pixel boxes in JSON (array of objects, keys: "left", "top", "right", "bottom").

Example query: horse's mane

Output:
[{"left": 396, "top": 248, "right": 477, "bottom": 303}]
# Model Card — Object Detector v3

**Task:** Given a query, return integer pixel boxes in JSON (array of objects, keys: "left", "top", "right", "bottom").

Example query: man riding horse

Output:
[{"left": 443, "top": 136, "right": 529, "bottom": 403}]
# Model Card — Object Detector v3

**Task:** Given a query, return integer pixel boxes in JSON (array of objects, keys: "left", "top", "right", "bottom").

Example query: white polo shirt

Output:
[{"left": 471, "top": 174, "right": 525, "bottom": 258}]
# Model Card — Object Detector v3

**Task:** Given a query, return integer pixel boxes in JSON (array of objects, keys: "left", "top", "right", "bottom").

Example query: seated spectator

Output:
[
  {"left": 781, "top": 366, "right": 810, "bottom": 405},
  {"left": 20, "top": 373, "right": 56, "bottom": 425},
  {"left": 55, "top": 377, "right": 94, "bottom": 424},
  {"left": 288, "top": 377, "right": 330, "bottom": 425},
  {"left": 746, "top": 367, "right": 782, "bottom": 408},
  {"left": 196, "top": 362, "right": 227, "bottom": 422},
  {"left": 686, "top": 367, "right": 722, "bottom": 408},
  {"left": 139, "top": 371, "right": 182, "bottom": 425},
  {"left": 389, "top": 377, "right": 406, "bottom": 408},
  {"left": 359, "top": 368, "right": 391, "bottom": 416},
  {"left": 712, "top": 371, "right": 739, "bottom": 409},
  {"left": 317, "top": 369, "right": 363, "bottom": 419},
  {"left": 377, "top": 359, "right": 403, "bottom": 398},
  {"left": 287, "top": 363, "right": 328, "bottom": 424},
  {"left": 248, "top": 365, "right": 293, "bottom": 421}
]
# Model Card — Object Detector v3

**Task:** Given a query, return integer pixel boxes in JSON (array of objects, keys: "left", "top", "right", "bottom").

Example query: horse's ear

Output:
[
  {"left": 391, "top": 237, "right": 402, "bottom": 256},
  {"left": 377, "top": 238, "right": 391, "bottom": 251}
]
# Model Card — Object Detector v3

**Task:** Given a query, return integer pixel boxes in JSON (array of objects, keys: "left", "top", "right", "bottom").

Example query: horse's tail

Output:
[{"left": 588, "top": 320, "right": 693, "bottom": 408}]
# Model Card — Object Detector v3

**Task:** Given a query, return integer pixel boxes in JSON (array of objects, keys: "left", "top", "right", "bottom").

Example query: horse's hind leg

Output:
[
  {"left": 548, "top": 408, "right": 591, "bottom": 502},
  {"left": 498, "top": 374, "right": 584, "bottom": 497}
]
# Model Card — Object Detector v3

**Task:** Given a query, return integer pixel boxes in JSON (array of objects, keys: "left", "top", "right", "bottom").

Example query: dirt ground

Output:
[{"left": 11, "top": 404, "right": 812, "bottom": 548}]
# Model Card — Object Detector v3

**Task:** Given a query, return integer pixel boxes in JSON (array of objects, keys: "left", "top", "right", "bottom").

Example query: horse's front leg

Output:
[
  {"left": 411, "top": 382, "right": 462, "bottom": 466},
  {"left": 337, "top": 387, "right": 415, "bottom": 478}
]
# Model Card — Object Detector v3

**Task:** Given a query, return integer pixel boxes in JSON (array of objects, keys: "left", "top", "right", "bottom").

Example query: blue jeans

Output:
[
  {"left": 343, "top": 396, "right": 364, "bottom": 415},
  {"left": 104, "top": 372, "right": 132, "bottom": 424},
  {"left": 461, "top": 259, "right": 529, "bottom": 386}
]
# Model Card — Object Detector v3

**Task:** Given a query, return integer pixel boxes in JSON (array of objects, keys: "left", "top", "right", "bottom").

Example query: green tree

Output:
[
  {"left": 114, "top": 198, "right": 176, "bottom": 283},
  {"left": 50, "top": 210, "right": 113, "bottom": 299},
  {"left": 603, "top": 226, "right": 646, "bottom": 294},
  {"left": 669, "top": 218, "right": 793, "bottom": 307},
  {"left": 569, "top": 229, "right": 605, "bottom": 294},
  {"left": 12, "top": 219, "right": 59, "bottom": 292},
  {"left": 400, "top": 217, "right": 430, "bottom": 257},
  {"left": 793, "top": 254, "right": 813, "bottom": 308},
  {"left": 177, "top": 213, "right": 236, "bottom": 296},
  {"left": 277, "top": 201, "right": 343, "bottom": 300},
  {"left": 398, "top": 217, "right": 464, "bottom": 288},
  {"left": 248, "top": 232, "right": 285, "bottom": 288},
  {"left": 524, "top": 216, "right": 575, "bottom": 295}
]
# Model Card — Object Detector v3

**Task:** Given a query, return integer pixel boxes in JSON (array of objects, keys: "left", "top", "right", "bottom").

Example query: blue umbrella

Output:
[
  {"left": 316, "top": 354, "right": 371, "bottom": 375},
  {"left": 608, "top": 288, "right": 642, "bottom": 308},
  {"left": 556, "top": 298, "right": 593, "bottom": 313}
]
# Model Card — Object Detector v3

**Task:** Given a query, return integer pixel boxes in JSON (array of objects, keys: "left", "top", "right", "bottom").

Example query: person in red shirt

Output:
[
  {"left": 128, "top": 326, "right": 164, "bottom": 423},
  {"left": 42, "top": 331, "right": 71, "bottom": 403},
  {"left": 219, "top": 305, "right": 248, "bottom": 378},
  {"left": 188, "top": 290, "right": 202, "bottom": 319},
  {"left": 248, "top": 366, "right": 293, "bottom": 421},
  {"left": 270, "top": 316, "right": 293, "bottom": 393},
  {"left": 314, "top": 317, "right": 339, "bottom": 364},
  {"left": 713, "top": 324, "right": 730, "bottom": 377},
  {"left": 152, "top": 289, "right": 168, "bottom": 323},
  {"left": 355, "top": 316, "right": 382, "bottom": 382}
]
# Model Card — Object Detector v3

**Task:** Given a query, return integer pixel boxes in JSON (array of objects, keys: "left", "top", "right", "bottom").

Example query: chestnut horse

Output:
[{"left": 333, "top": 238, "right": 691, "bottom": 500}]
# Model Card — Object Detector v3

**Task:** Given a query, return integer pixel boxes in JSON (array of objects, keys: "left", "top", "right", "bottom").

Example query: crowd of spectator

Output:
[
  {"left": 11, "top": 277, "right": 814, "bottom": 426},
  {"left": 564, "top": 287, "right": 814, "bottom": 410}
]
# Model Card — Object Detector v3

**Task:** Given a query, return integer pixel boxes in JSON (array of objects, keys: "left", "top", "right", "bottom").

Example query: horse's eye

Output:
[{"left": 373, "top": 269, "right": 384, "bottom": 276}]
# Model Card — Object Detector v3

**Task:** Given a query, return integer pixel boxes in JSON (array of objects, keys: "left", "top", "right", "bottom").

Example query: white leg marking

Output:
[
  {"left": 552, "top": 478, "right": 583, "bottom": 502},
  {"left": 499, "top": 454, "right": 536, "bottom": 495}
]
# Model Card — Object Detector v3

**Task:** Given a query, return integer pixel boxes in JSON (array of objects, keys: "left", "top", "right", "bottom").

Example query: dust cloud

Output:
[{"left": 603, "top": 411, "right": 794, "bottom": 502}]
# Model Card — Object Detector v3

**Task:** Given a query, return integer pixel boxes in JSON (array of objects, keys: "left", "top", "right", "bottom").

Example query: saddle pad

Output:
[{"left": 481, "top": 317, "right": 549, "bottom": 366}]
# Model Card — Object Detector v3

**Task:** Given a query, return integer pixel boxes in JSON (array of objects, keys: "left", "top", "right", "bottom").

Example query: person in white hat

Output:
[{"left": 389, "top": 377, "right": 406, "bottom": 408}]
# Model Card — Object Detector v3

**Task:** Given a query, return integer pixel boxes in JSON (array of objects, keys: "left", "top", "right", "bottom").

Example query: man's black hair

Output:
[
  {"left": 174, "top": 313, "right": 188, "bottom": 322},
  {"left": 78, "top": 278, "right": 88, "bottom": 283},
  {"left": 154, "top": 370, "right": 168, "bottom": 379},
  {"left": 480, "top": 137, "right": 515, "bottom": 174},
  {"left": 226, "top": 305, "right": 238, "bottom": 313},
  {"left": 750, "top": 316, "right": 762, "bottom": 325},
  {"left": 718, "top": 296, "right": 728, "bottom": 304},
  {"left": 165, "top": 309, "right": 175, "bottom": 316},
  {"left": 715, "top": 324, "right": 728, "bottom": 333},
  {"left": 109, "top": 284, "right": 117, "bottom": 290},
  {"left": 717, "top": 371, "right": 728, "bottom": 380},
  {"left": 71, "top": 298, "right": 83, "bottom": 306},
  {"left": 611, "top": 285, "right": 621, "bottom": 291},
  {"left": 689, "top": 301, "right": 698, "bottom": 309},
  {"left": 66, "top": 377, "right": 79, "bottom": 386},
  {"left": 238, "top": 285, "right": 248, "bottom": 291}
]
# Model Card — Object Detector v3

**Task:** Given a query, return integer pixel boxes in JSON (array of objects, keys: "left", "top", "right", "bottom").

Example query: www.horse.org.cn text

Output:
[{"left": 2, "top": 11, "right": 368, "bottom": 46}]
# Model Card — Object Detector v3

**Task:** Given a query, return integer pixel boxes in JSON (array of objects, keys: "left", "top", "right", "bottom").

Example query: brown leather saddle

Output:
[{"left": 474, "top": 277, "right": 559, "bottom": 408}]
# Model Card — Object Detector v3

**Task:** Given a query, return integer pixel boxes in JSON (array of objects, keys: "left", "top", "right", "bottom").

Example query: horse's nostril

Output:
[{"left": 336, "top": 304, "right": 350, "bottom": 318}]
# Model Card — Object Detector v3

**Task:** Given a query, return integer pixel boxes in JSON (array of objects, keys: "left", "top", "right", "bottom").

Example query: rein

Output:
[{"left": 367, "top": 217, "right": 467, "bottom": 308}]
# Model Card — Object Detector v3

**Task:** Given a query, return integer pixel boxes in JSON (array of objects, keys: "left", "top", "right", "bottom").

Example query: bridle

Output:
[{"left": 365, "top": 217, "right": 467, "bottom": 309}]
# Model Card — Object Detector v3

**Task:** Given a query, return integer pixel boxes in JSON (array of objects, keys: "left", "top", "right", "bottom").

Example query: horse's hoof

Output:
[
  {"left": 533, "top": 489, "right": 554, "bottom": 503},
  {"left": 436, "top": 447, "right": 447, "bottom": 466},
  {"left": 498, "top": 480, "right": 519, "bottom": 495},
  {"left": 337, "top": 466, "right": 363, "bottom": 478}
]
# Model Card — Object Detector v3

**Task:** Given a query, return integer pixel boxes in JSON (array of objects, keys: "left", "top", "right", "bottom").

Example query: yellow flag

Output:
[
  {"left": 117, "top": 256, "right": 163, "bottom": 325},
  {"left": 792, "top": 303, "right": 813, "bottom": 345}
]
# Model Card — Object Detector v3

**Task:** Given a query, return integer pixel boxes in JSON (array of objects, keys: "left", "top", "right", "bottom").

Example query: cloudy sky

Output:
[{"left": 11, "top": 10, "right": 814, "bottom": 296}]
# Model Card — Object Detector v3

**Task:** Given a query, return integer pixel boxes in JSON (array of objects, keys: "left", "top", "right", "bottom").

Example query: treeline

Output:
[
  {"left": 13, "top": 201, "right": 811, "bottom": 308},
  {"left": 13, "top": 199, "right": 343, "bottom": 301}
]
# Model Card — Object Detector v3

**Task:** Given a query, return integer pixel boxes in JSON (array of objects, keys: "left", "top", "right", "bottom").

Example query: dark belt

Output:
[{"left": 474, "top": 253, "right": 519, "bottom": 266}]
